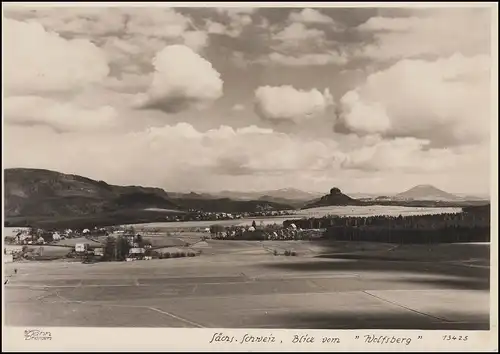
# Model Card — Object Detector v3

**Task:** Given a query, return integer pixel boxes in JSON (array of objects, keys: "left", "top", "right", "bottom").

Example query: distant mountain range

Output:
[
  {"left": 166, "top": 188, "right": 323, "bottom": 209},
  {"left": 210, "top": 188, "right": 323, "bottom": 201},
  {"left": 165, "top": 186, "right": 489, "bottom": 204},
  {"left": 301, "top": 185, "right": 489, "bottom": 210},
  {"left": 4, "top": 168, "right": 488, "bottom": 228},
  {"left": 4, "top": 168, "right": 295, "bottom": 228}
]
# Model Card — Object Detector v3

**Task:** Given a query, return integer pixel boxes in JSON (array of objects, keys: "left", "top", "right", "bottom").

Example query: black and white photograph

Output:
[{"left": 2, "top": 2, "right": 497, "bottom": 348}]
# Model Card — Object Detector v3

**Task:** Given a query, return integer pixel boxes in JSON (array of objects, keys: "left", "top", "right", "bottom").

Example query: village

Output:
[
  {"left": 164, "top": 209, "right": 294, "bottom": 222},
  {"left": 3, "top": 219, "right": 324, "bottom": 265}
]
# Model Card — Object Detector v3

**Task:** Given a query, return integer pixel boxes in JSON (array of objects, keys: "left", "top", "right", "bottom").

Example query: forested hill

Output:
[{"left": 4, "top": 168, "right": 294, "bottom": 227}]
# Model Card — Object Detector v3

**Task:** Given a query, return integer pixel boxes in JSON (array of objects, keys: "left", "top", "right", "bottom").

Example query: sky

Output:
[{"left": 2, "top": 4, "right": 495, "bottom": 195}]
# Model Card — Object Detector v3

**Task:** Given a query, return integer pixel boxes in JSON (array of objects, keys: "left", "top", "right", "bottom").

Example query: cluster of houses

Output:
[
  {"left": 4, "top": 227, "right": 110, "bottom": 246},
  {"left": 208, "top": 223, "right": 324, "bottom": 241},
  {"left": 74, "top": 231, "right": 155, "bottom": 263},
  {"left": 165, "top": 210, "right": 294, "bottom": 223}
]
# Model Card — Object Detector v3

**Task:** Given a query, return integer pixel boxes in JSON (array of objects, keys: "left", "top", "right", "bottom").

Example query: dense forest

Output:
[{"left": 284, "top": 205, "right": 491, "bottom": 244}]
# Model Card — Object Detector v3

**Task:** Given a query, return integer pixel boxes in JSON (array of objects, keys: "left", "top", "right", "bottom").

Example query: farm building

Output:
[
  {"left": 129, "top": 248, "right": 145, "bottom": 255},
  {"left": 128, "top": 248, "right": 146, "bottom": 260}
]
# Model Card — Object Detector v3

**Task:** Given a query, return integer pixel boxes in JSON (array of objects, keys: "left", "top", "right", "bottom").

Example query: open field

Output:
[{"left": 4, "top": 241, "right": 490, "bottom": 329}]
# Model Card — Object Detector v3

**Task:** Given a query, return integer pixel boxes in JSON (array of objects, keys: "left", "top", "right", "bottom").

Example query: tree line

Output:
[{"left": 283, "top": 208, "right": 490, "bottom": 244}]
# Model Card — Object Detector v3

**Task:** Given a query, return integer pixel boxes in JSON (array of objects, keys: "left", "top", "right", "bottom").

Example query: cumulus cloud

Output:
[
  {"left": 225, "top": 14, "right": 253, "bottom": 37},
  {"left": 182, "top": 30, "right": 209, "bottom": 52},
  {"left": 339, "top": 91, "right": 391, "bottom": 134},
  {"left": 263, "top": 22, "right": 343, "bottom": 66},
  {"left": 117, "top": 9, "right": 210, "bottom": 59},
  {"left": 4, "top": 96, "right": 118, "bottom": 132},
  {"left": 137, "top": 45, "right": 223, "bottom": 113},
  {"left": 125, "top": 8, "right": 191, "bottom": 38},
  {"left": 206, "top": 9, "right": 254, "bottom": 37},
  {"left": 5, "top": 7, "right": 211, "bottom": 83},
  {"left": 255, "top": 85, "right": 334, "bottom": 123},
  {"left": 357, "top": 8, "right": 491, "bottom": 60},
  {"left": 289, "top": 8, "right": 334, "bottom": 24},
  {"left": 2, "top": 7, "right": 491, "bottom": 195},
  {"left": 5, "top": 122, "right": 489, "bottom": 194},
  {"left": 4, "top": 18, "right": 109, "bottom": 94},
  {"left": 205, "top": 20, "right": 227, "bottom": 34},
  {"left": 338, "top": 54, "right": 491, "bottom": 146},
  {"left": 273, "top": 22, "right": 325, "bottom": 45},
  {"left": 341, "top": 137, "right": 450, "bottom": 173}
]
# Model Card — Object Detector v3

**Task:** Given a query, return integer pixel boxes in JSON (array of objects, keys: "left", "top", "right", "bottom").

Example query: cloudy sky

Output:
[{"left": 3, "top": 4, "right": 494, "bottom": 195}]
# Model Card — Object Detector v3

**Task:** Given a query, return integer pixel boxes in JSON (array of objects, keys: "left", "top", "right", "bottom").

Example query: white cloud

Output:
[
  {"left": 206, "top": 10, "right": 253, "bottom": 38},
  {"left": 257, "top": 19, "right": 345, "bottom": 67},
  {"left": 4, "top": 18, "right": 109, "bottom": 94},
  {"left": 267, "top": 52, "right": 348, "bottom": 66},
  {"left": 340, "top": 91, "right": 391, "bottom": 134},
  {"left": 357, "top": 8, "right": 491, "bottom": 60},
  {"left": 225, "top": 14, "right": 253, "bottom": 37},
  {"left": 182, "top": 31, "right": 209, "bottom": 52},
  {"left": 205, "top": 20, "right": 227, "bottom": 34},
  {"left": 4, "top": 96, "right": 118, "bottom": 132},
  {"left": 273, "top": 22, "right": 325, "bottom": 43},
  {"left": 289, "top": 8, "right": 334, "bottom": 24},
  {"left": 137, "top": 45, "right": 223, "bottom": 113},
  {"left": 339, "top": 54, "right": 491, "bottom": 146},
  {"left": 2, "top": 7, "right": 491, "bottom": 196},
  {"left": 267, "top": 22, "right": 334, "bottom": 61},
  {"left": 232, "top": 104, "right": 245, "bottom": 111},
  {"left": 5, "top": 7, "right": 211, "bottom": 80},
  {"left": 125, "top": 8, "right": 191, "bottom": 39},
  {"left": 341, "top": 137, "right": 448, "bottom": 173},
  {"left": 255, "top": 85, "right": 334, "bottom": 123},
  {"left": 5, "top": 122, "right": 489, "bottom": 194}
]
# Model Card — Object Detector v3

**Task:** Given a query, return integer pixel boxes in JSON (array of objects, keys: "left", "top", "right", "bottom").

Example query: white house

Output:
[{"left": 75, "top": 243, "right": 87, "bottom": 253}]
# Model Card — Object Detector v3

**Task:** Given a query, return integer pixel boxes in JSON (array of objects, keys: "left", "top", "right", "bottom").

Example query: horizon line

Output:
[{"left": 4, "top": 166, "right": 491, "bottom": 198}]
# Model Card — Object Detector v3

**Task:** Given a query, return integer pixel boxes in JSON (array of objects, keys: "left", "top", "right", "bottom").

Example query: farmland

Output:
[{"left": 4, "top": 239, "right": 490, "bottom": 329}]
